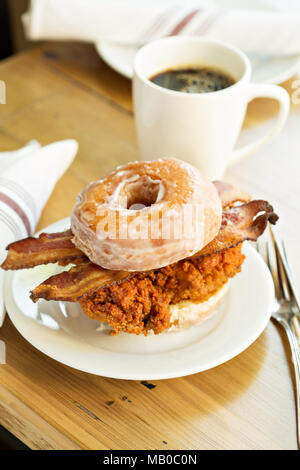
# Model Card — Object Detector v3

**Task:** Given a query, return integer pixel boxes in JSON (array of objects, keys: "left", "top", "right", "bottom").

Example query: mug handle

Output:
[{"left": 230, "top": 83, "right": 290, "bottom": 165}]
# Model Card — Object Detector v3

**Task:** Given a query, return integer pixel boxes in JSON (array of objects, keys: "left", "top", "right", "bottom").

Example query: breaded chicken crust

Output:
[{"left": 79, "top": 245, "right": 245, "bottom": 335}]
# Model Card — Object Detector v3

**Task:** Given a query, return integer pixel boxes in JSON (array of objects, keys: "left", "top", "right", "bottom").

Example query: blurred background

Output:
[
  {"left": 0, "top": 0, "right": 33, "bottom": 60},
  {"left": 0, "top": 0, "right": 12, "bottom": 60}
]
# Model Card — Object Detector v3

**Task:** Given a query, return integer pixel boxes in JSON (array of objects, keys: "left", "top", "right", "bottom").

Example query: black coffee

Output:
[{"left": 150, "top": 67, "right": 235, "bottom": 93}]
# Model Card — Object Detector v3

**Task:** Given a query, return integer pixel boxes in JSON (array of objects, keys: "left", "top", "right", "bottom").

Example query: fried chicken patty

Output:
[{"left": 79, "top": 245, "right": 245, "bottom": 335}]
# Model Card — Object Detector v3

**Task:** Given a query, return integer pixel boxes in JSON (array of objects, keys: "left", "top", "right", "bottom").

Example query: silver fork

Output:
[{"left": 257, "top": 225, "right": 300, "bottom": 449}]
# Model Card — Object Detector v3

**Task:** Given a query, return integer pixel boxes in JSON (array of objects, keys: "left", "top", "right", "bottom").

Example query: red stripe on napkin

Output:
[
  {"left": 141, "top": 6, "right": 179, "bottom": 42},
  {"left": 0, "top": 210, "right": 22, "bottom": 239},
  {"left": 168, "top": 8, "right": 201, "bottom": 35},
  {"left": 0, "top": 177, "right": 37, "bottom": 219},
  {"left": 0, "top": 192, "right": 31, "bottom": 236}
]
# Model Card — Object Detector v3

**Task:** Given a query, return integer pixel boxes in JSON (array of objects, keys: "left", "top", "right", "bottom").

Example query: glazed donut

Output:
[{"left": 71, "top": 159, "right": 222, "bottom": 271}]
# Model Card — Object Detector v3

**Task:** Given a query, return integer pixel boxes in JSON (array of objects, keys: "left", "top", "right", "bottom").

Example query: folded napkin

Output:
[
  {"left": 23, "top": 0, "right": 300, "bottom": 56},
  {"left": 0, "top": 139, "right": 78, "bottom": 326}
]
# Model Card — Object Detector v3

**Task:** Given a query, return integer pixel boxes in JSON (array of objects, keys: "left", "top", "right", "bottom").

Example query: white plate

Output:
[
  {"left": 4, "top": 217, "right": 274, "bottom": 380},
  {"left": 96, "top": 41, "right": 300, "bottom": 85}
]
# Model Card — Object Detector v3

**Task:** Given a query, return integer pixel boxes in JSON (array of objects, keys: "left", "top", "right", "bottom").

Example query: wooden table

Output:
[{"left": 0, "top": 42, "right": 299, "bottom": 450}]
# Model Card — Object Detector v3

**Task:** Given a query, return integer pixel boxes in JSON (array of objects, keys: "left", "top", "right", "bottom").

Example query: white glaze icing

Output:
[{"left": 71, "top": 159, "right": 222, "bottom": 271}]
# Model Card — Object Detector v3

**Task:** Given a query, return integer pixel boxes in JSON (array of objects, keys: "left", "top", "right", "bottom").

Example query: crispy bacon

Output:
[
  {"left": 1, "top": 229, "right": 87, "bottom": 270},
  {"left": 192, "top": 200, "right": 278, "bottom": 258},
  {"left": 30, "top": 262, "right": 131, "bottom": 303},
  {"left": 29, "top": 199, "right": 278, "bottom": 303}
]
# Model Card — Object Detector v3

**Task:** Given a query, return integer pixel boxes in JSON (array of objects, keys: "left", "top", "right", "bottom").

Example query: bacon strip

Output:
[
  {"left": 1, "top": 229, "right": 87, "bottom": 270},
  {"left": 192, "top": 200, "right": 278, "bottom": 258},
  {"left": 30, "top": 199, "right": 278, "bottom": 303},
  {"left": 30, "top": 262, "right": 131, "bottom": 303}
]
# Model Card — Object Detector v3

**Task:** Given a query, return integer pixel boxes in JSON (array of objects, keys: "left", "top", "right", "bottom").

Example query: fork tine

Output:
[
  {"left": 282, "top": 240, "right": 289, "bottom": 270},
  {"left": 257, "top": 234, "right": 282, "bottom": 301},
  {"left": 280, "top": 245, "right": 294, "bottom": 302},
  {"left": 273, "top": 238, "right": 290, "bottom": 302},
  {"left": 281, "top": 240, "right": 300, "bottom": 305},
  {"left": 269, "top": 227, "right": 293, "bottom": 302},
  {"left": 282, "top": 240, "right": 298, "bottom": 293},
  {"left": 266, "top": 232, "right": 283, "bottom": 301},
  {"left": 256, "top": 239, "right": 262, "bottom": 256},
  {"left": 269, "top": 226, "right": 300, "bottom": 311}
]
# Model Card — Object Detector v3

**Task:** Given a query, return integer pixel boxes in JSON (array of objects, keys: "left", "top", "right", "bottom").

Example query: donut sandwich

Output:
[{"left": 1, "top": 159, "right": 278, "bottom": 335}]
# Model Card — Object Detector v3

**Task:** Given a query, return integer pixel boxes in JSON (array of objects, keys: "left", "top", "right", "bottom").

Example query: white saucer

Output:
[
  {"left": 4, "top": 217, "right": 274, "bottom": 380},
  {"left": 95, "top": 0, "right": 300, "bottom": 84},
  {"left": 96, "top": 40, "right": 300, "bottom": 85}
]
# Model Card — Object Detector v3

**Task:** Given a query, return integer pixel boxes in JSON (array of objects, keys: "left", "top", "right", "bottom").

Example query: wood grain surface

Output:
[{"left": 0, "top": 42, "right": 299, "bottom": 450}]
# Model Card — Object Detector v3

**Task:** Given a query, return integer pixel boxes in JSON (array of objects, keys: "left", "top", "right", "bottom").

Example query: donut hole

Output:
[{"left": 121, "top": 176, "right": 164, "bottom": 210}]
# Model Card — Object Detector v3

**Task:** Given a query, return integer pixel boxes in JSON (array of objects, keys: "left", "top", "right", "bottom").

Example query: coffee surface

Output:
[{"left": 150, "top": 67, "right": 235, "bottom": 93}]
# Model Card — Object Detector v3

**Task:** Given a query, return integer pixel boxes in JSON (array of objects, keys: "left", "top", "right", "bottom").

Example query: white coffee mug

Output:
[{"left": 133, "top": 36, "right": 290, "bottom": 180}]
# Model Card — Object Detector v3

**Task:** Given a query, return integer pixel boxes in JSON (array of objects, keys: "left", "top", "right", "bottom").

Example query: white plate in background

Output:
[
  {"left": 96, "top": 0, "right": 300, "bottom": 84},
  {"left": 96, "top": 41, "right": 300, "bottom": 84}
]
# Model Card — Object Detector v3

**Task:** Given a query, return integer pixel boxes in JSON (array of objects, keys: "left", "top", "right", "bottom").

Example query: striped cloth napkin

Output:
[
  {"left": 23, "top": 0, "right": 300, "bottom": 56},
  {"left": 0, "top": 139, "right": 78, "bottom": 326}
]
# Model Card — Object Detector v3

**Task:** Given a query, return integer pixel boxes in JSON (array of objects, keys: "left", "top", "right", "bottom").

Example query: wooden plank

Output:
[
  {"left": 0, "top": 315, "right": 297, "bottom": 450},
  {"left": 0, "top": 384, "right": 79, "bottom": 450}
]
